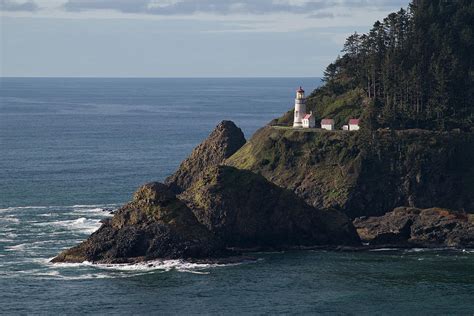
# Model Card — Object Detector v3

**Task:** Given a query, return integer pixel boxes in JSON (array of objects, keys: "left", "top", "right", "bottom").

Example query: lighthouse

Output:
[{"left": 293, "top": 86, "right": 306, "bottom": 128}]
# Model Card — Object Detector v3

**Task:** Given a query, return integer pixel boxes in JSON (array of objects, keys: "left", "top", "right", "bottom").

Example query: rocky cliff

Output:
[
  {"left": 226, "top": 127, "right": 474, "bottom": 218},
  {"left": 52, "top": 121, "right": 361, "bottom": 264},
  {"left": 180, "top": 165, "right": 359, "bottom": 248},
  {"left": 52, "top": 119, "right": 474, "bottom": 264},
  {"left": 52, "top": 183, "right": 225, "bottom": 264},
  {"left": 165, "top": 120, "right": 246, "bottom": 193},
  {"left": 354, "top": 207, "right": 474, "bottom": 248}
]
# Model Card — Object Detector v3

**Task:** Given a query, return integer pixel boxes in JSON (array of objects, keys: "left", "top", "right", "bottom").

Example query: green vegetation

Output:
[
  {"left": 227, "top": 126, "right": 474, "bottom": 218},
  {"left": 275, "top": 0, "right": 473, "bottom": 131},
  {"left": 226, "top": 127, "right": 362, "bottom": 213}
]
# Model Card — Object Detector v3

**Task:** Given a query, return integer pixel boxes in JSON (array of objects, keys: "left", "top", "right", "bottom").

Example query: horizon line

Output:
[{"left": 0, "top": 76, "right": 322, "bottom": 79}]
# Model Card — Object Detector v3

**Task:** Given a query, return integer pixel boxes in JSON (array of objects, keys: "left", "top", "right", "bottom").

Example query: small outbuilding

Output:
[
  {"left": 302, "top": 112, "right": 315, "bottom": 128},
  {"left": 349, "top": 119, "right": 360, "bottom": 131},
  {"left": 342, "top": 125, "right": 349, "bottom": 131},
  {"left": 321, "top": 119, "right": 335, "bottom": 131}
]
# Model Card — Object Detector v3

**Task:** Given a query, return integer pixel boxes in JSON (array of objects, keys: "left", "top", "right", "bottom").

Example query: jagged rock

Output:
[
  {"left": 51, "top": 182, "right": 227, "bottom": 264},
  {"left": 353, "top": 207, "right": 474, "bottom": 248},
  {"left": 180, "top": 165, "right": 360, "bottom": 248},
  {"left": 166, "top": 120, "right": 246, "bottom": 193}
]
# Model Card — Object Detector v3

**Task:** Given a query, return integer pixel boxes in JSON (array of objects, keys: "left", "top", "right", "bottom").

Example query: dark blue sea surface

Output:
[{"left": 1, "top": 78, "right": 473, "bottom": 315}]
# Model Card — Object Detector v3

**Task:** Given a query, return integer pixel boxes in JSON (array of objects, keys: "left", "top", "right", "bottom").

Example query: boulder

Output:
[{"left": 353, "top": 207, "right": 474, "bottom": 248}]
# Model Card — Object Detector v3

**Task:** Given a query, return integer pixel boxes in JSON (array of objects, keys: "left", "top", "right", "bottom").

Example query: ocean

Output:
[{"left": 1, "top": 78, "right": 473, "bottom": 314}]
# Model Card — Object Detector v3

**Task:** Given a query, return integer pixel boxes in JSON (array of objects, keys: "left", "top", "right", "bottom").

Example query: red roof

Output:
[
  {"left": 321, "top": 119, "right": 334, "bottom": 124},
  {"left": 349, "top": 119, "right": 360, "bottom": 125},
  {"left": 303, "top": 113, "right": 313, "bottom": 119},
  {"left": 297, "top": 86, "right": 304, "bottom": 93}
]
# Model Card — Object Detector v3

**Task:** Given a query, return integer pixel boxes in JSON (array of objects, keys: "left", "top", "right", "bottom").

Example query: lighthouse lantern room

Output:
[{"left": 293, "top": 86, "right": 306, "bottom": 128}]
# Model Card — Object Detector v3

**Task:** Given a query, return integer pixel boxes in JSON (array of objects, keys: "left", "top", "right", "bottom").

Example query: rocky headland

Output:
[
  {"left": 52, "top": 0, "right": 473, "bottom": 264},
  {"left": 53, "top": 121, "right": 360, "bottom": 264},
  {"left": 53, "top": 118, "right": 474, "bottom": 263}
]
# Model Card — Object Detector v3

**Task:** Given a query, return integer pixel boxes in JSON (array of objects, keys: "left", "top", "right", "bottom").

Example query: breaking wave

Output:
[{"left": 35, "top": 217, "right": 103, "bottom": 235}]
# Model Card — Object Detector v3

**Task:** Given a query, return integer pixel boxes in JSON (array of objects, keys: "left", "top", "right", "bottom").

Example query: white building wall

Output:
[
  {"left": 293, "top": 98, "right": 306, "bottom": 128},
  {"left": 302, "top": 118, "right": 315, "bottom": 128},
  {"left": 321, "top": 124, "right": 334, "bottom": 131},
  {"left": 349, "top": 124, "right": 360, "bottom": 131}
]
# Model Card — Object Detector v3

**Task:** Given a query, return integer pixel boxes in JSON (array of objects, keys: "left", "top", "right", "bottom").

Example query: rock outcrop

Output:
[
  {"left": 353, "top": 207, "right": 474, "bottom": 248},
  {"left": 226, "top": 126, "right": 474, "bottom": 218},
  {"left": 53, "top": 167, "right": 361, "bottom": 264},
  {"left": 53, "top": 121, "right": 363, "bottom": 264},
  {"left": 165, "top": 120, "right": 246, "bottom": 193},
  {"left": 53, "top": 119, "right": 473, "bottom": 264},
  {"left": 52, "top": 183, "right": 226, "bottom": 264},
  {"left": 180, "top": 165, "right": 360, "bottom": 248}
]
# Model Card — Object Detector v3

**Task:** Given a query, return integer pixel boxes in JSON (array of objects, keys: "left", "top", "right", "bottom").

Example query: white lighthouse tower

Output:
[{"left": 293, "top": 86, "right": 306, "bottom": 128}]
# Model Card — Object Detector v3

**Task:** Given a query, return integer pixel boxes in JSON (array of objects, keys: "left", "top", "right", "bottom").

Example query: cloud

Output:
[
  {"left": 0, "top": 0, "right": 39, "bottom": 11},
  {"left": 63, "top": 0, "right": 325, "bottom": 15},
  {"left": 62, "top": 0, "right": 408, "bottom": 15},
  {"left": 307, "top": 12, "right": 334, "bottom": 19}
]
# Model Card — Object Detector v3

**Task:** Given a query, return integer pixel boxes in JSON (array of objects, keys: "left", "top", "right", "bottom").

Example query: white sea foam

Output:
[
  {"left": 0, "top": 203, "right": 119, "bottom": 213},
  {"left": 369, "top": 248, "right": 400, "bottom": 252},
  {"left": 1, "top": 268, "right": 116, "bottom": 280},
  {"left": 0, "top": 206, "right": 48, "bottom": 213},
  {"left": 72, "top": 204, "right": 119, "bottom": 208},
  {"left": 406, "top": 248, "right": 425, "bottom": 252},
  {"left": 0, "top": 232, "right": 18, "bottom": 241},
  {"left": 38, "top": 213, "right": 57, "bottom": 217},
  {"left": 0, "top": 216, "right": 20, "bottom": 224},
  {"left": 35, "top": 217, "right": 102, "bottom": 234},
  {"left": 70, "top": 207, "right": 114, "bottom": 216},
  {"left": 5, "top": 243, "right": 28, "bottom": 251},
  {"left": 4, "top": 240, "right": 60, "bottom": 252},
  {"left": 50, "top": 258, "right": 244, "bottom": 275}
]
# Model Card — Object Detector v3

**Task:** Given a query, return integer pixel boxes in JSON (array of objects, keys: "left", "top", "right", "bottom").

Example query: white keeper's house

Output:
[
  {"left": 349, "top": 118, "right": 360, "bottom": 130},
  {"left": 302, "top": 112, "right": 315, "bottom": 128},
  {"left": 321, "top": 119, "right": 335, "bottom": 130}
]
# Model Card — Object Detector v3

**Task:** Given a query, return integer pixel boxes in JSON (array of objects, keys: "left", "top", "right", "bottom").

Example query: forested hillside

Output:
[{"left": 274, "top": 0, "right": 473, "bottom": 130}]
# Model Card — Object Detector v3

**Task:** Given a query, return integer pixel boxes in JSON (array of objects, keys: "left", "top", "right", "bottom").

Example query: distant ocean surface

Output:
[{"left": 1, "top": 78, "right": 473, "bottom": 314}]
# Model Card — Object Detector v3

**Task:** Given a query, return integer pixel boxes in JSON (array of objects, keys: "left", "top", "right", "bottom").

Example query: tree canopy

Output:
[{"left": 308, "top": 0, "right": 473, "bottom": 131}]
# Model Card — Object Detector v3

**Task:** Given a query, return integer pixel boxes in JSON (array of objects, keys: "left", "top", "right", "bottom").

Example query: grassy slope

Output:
[
  {"left": 226, "top": 127, "right": 362, "bottom": 212},
  {"left": 271, "top": 87, "right": 365, "bottom": 128},
  {"left": 226, "top": 126, "right": 474, "bottom": 218}
]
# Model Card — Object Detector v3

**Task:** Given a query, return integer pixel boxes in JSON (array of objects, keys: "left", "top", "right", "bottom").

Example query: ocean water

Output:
[{"left": 1, "top": 78, "right": 473, "bottom": 315}]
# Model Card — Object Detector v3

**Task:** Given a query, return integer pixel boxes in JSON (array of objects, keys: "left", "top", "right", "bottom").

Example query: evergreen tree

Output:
[{"left": 315, "top": 0, "right": 473, "bottom": 131}]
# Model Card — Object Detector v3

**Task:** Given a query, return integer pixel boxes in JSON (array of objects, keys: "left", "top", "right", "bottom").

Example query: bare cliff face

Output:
[
  {"left": 165, "top": 120, "right": 246, "bottom": 194},
  {"left": 226, "top": 127, "right": 474, "bottom": 218}
]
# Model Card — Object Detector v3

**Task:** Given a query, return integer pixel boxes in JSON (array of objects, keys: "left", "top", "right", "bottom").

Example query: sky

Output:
[{"left": 0, "top": 0, "right": 409, "bottom": 77}]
